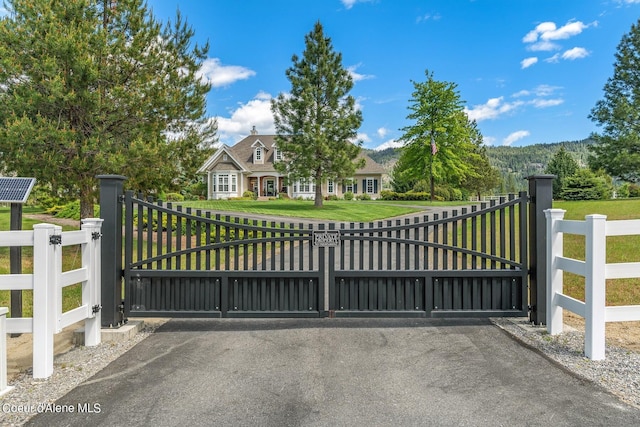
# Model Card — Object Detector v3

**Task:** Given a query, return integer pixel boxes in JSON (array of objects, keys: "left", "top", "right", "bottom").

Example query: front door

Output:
[{"left": 266, "top": 179, "right": 275, "bottom": 196}]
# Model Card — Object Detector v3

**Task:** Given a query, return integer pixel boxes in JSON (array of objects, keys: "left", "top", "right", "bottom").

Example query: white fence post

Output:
[
  {"left": 585, "top": 214, "right": 607, "bottom": 360},
  {"left": 0, "top": 307, "right": 11, "bottom": 396},
  {"left": 545, "top": 209, "right": 566, "bottom": 335},
  {"left": 32, "top": 223, "right": 61, "bottom": 379},
  {"left": 81, "top": 218, "right": 103, "bottom": 346}
]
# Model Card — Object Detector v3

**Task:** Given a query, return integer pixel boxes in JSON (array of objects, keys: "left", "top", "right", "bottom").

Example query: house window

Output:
[
  {"left": 274, "top": 147, "right": 282, "bottom": 162},
  {"left": 223, "top": 154, "right": 228, "bottom": 161},
  {"left": 255, "top": 147, "right": 262, "bottom": 161},
  {"left": 366, "top": 178, "right": 375, "bottom": 194},
  {"left": 218, "top": 174, "right": 229, "bottom": 192},
  {"left": 231, "top": 174, "right": 237, "bottom": 192},
  {"left": 345, "top": 179, "right": 354, "bottom": 193},
  {"left": 295, "top": 178, "right": 315, "bottom": 193},
  {"left": 327, "top": 179, "right": 335, "bottom": 194}
]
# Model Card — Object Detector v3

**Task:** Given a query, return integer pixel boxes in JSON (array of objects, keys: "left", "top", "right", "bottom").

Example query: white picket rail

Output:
[
  {"left": 545, "top": 209, "right": 640, "bottom": 360},
  {"left": 0, "top": 219, "right": 103, "bottom": 379}
]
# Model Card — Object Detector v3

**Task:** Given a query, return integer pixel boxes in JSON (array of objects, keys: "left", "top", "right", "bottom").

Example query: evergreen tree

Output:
[
  {"left": 463, "top": 147, "right": 500, "bottom": 199},
  {"left": 588, "top": 19, "right": 640, "bottom": 183},
  {"left": 397, "top": 70, "right": 480, "bottom": 201},
  {"left": 271, "top": 22, "right": 363, "bottom": 207},
  {"left": 0, "top": 0, "right": 216, "bottom": 217},
  {"left": 560, "top": 169, "right": 613, "bottom": 200},
  {"left": 545, "top": 147, "right": 579, "bottom": 199}
]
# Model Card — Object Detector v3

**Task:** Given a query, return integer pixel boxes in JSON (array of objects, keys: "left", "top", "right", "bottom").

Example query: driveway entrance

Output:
[{"left": 26, "top": 318, "right": 640, "bottom": 426}]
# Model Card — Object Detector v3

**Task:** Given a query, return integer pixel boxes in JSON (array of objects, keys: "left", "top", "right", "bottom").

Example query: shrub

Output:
[
  {"left": 628, "top": 184, "right": 640, "bottom": 198},
  {"left": 356, "top": 193, "right": 371, "bottom": 201},
  {"left": 379, "top": 190, "right": 430, "bottom": 201},
  {"left": 243, "top": 190, "right": 258, "bottom": 200},
  {"left": 343, "top": 191, "right": 354, "bottom": 200},
  {"left": 616, "top": 183, "right": 630, "bottom": 198},
  {"left": 164, "top": 192, "right": 185, "bottom": 202},
  {"left": 325, "top": 194, "right": 339, "bottom": 201}
]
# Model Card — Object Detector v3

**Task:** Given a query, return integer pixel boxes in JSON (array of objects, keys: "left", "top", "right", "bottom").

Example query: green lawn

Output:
[{"left": 180, "top": 199, "right": 426, "bottom": 222}]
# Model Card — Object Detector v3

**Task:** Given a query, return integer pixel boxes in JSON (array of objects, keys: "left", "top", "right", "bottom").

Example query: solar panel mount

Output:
[{"left": 0, "top": 177, "right": 36, "bottom": 203}]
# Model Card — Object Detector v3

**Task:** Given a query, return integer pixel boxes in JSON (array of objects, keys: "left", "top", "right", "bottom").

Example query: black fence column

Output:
[
  {"left": 10, "top": 203, "right": 23, "bottom": 330},
  {"left": 527, "top": 175, "right": 555, "bottom": 325},
  {"left": 98, "top": 175, "right": 126, "bottom": 328}
]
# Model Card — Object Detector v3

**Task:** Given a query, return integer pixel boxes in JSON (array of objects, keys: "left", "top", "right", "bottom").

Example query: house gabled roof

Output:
[
  {"left": 197, "top": 144, "right": 250, "bottom": 174},
  {"left": 199, "top": 134, "right": 386, "bottom": 176}
]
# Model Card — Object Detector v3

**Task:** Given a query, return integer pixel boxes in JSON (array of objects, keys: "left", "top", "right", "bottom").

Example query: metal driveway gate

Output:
[
  {"left": 97, "top": 175, "right": 554, "bottom": 325},
  {"left": 327, "top": 194, "right": 528, "bottom": 318}
]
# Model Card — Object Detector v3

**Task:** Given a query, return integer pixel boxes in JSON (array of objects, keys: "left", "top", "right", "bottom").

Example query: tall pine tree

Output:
[
  {"left": 0, "top": 0, "right": 216, "bottom": 217},
  {"left": 588, "top": 19, "right": 640, "bottom": 183},
  {"left": 271, "top": 21, "right": 363, "bottom": 207}
]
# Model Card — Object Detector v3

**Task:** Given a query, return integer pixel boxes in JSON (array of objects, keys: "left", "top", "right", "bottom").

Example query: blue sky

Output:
[{"left": 154, "top": 1, "right": 637, "bottom": 148}]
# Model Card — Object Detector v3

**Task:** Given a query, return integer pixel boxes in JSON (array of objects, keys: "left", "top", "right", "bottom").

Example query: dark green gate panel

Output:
[
  {"left": 332, "top": 272, "right": 427, "bottom": 318},
  {"left": 430, "top": 274, "right": 525, "bottom": 318},
  {"left": 129, "top": 275, "right": 222, "bottom": 318},
  {"left": 227, "top": 276, "right": 321, "bottom": 318}
]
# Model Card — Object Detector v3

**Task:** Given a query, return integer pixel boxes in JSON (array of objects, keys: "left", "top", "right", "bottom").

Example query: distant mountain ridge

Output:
[{"left": 364, "top": 139, "right": 595, "bottom": 191}]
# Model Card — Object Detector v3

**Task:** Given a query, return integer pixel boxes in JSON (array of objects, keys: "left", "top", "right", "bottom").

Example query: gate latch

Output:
[
  {"left": 49, "top": 235, "right": 62, "bottom": 245},
  {"left": 92, "top": 304, "right": 102, "bottom": 314}
]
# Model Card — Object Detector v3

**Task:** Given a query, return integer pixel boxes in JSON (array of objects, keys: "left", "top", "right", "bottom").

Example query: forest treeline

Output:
[{"left": 366, "top": 139, "right": 594, "bottom": 192}]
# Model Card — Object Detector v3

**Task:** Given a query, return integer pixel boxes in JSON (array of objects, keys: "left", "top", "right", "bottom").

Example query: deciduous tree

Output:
[
  {"left": 271, "top": 21, "right": 363, "bottom": 207},
  {"left": 0, "top": 0, "right": 216, "bottom": 217},
  {"left": 397, "top": 70, "right": 481, "bottom": 201}
]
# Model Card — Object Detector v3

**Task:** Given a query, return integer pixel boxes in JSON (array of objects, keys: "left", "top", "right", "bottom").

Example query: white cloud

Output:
[
  {"left": 216, "top": 92, "right": 275, "bottom": 144},
  {"left": 374, "top": 139, "right": 404, "bottom": 151},
  {"left": 512, "top": 90, "right": 530, "bottom": 98},
  {"left": 526, "top": 40, "right": 560, "bottom": 52},
  {"left": 523, "top": 20, "right": 596, "bottom": 53},
  {"left": 562, "top": 47, "right": 590, "bottom": 60},
  {"left": 416, "top": 13, "right": 442, "bottom": 23},
  {"left": 377, "top": 127, "right": 389, "bottom": 138},
  {"left": 531, "top": 98, "right": 564, "bottom": 108},
  {"left": 533, "top": 84, "right": 561, "bottom": 96},
  {"left": 464, "top": 97, "right": 524, "bottom": 122},
  {"left": 544, "top": 53, "right": 561, "bottom": 63},
  {"left": 341, "top": 0, "right": 374, "bottom": 9},
  {"left": 347, "top": 64, "right": 375, "bottom": 82},
  {"left": 357, "top": 132, "right": 371, "bottom": 143},
  {"left": 503, "top": 130, "right": 530, "bottom": 146},
  {"left": 483, "top": 136, "right": 497, "bottom": 146},
  {"left": 521, "top": 57, "right": 538, "bottom": 69},
  {"left": 197, "top": 58, "right": 256, "bottom": 88}
]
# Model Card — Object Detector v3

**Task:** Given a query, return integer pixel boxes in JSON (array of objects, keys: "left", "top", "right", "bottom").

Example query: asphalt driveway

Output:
[{"left": 26, "top": 318, "right": 639, "bottom": 426}]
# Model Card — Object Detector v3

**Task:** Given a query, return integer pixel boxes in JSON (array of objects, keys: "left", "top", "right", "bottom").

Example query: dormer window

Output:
[
  {"left": 275, "top": 147, "right": 282, "bottom": 162},
  {"left": 251, "top": 139, "right": 266, "bottom": 164}
]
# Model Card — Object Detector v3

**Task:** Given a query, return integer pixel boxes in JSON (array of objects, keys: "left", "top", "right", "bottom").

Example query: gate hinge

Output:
[
  {"left": 92, "top": 231, "right": 102, "bottom": 240},
  {"left": 92, "top": 304, "right": 102, "bottom": 314},
  {"left": 49, "top": 235, "right": 62, "bottom": 245},
  {"left": 118, "top": 194, "right": 126, "bottom": 203}
]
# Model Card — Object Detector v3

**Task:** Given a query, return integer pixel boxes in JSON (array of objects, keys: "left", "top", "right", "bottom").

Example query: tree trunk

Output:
[
  {"left": 314, "top": 171, "right": 323, "bottom": 207},
  {"left": 80, "top": 186, "right": 95, "bottom": 219}
]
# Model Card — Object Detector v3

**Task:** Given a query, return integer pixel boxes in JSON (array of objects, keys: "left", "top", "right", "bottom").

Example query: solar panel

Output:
[{"left": 0, "top": 177, "right": 36, "bottom": 203}]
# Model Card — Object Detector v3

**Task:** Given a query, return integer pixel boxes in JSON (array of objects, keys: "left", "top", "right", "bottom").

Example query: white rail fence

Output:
[
  {"left": 545, "top": 209, "right": 640, "bottom": 360},
  {"left": 0, "top": 219, "right": 102, "bottom": 384}
]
